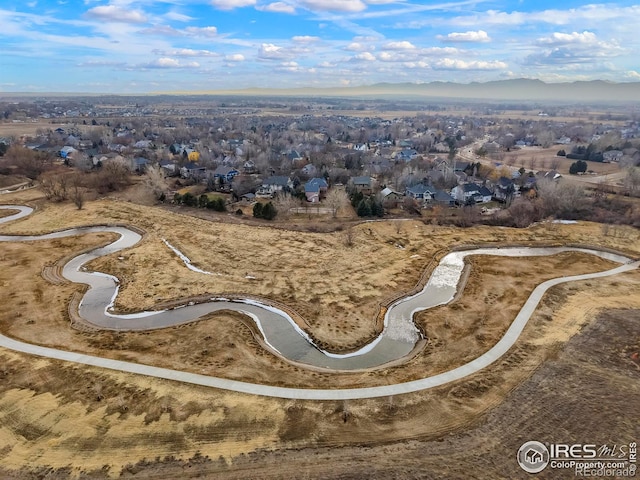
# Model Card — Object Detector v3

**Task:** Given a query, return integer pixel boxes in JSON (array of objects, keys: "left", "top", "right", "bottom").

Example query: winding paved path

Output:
[{"left": 0, "top": 204, "right": 637, "bottom": 399}]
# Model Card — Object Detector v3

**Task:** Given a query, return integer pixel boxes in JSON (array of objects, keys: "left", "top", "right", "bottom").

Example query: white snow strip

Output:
[
  {"left": 104, "top": 284, "right": 166, "bottom": 319},
  {"left": 162, "top": 238, "right": 221, "bottom": 275}
]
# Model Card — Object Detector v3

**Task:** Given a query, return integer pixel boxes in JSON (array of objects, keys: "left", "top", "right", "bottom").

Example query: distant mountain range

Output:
[{"left": 213, "top": 79, "right": 640, "bottom": 103}]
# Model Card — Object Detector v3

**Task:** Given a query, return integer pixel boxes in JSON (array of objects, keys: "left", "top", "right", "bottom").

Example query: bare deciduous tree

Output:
[
  {"left": 344, "top": 226, "right": 355, "bottom": 247},
  {"left": 536, "top": 178, "right": 587, "bottom": 217},
  {"left": 93, "top": 158, "right": 131, "bottom": 193},
  {"left": 325, "top": 188, "right": 349, "bottom": 218},
  {"left": 622, "top": 167, "right": 640, "bottom": 196},
  {"left": 5, "top": 145, "right": 51, "bottom": 179},
  {"left": 142, "top": 165, "right": 168, "bottom": 201},
  {"left": 72, "top": 183, "right": 84, "bottom": 210},
  {"left": 274, "top": 192, "right": 297, "bottom": 219},
  {"left": 39, "top": 173, "right": 69, "bottom": 202}
]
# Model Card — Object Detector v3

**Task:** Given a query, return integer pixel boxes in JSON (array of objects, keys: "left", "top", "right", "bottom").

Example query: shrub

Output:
[{"left": 206, "top": 197, "right": 226, "bottom": 211}]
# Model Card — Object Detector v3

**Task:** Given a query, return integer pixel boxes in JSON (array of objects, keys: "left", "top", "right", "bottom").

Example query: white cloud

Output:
[
  {"left": 536, "top": 31, "right": 597, "bottom": 46},
  {"left": 422, "top": 46, "right": 461, "bottom": 56},
  {"left": 433, "top": 58, "right": 507, "bottom": 70},
  {"left": 298, "top": 0, "right": 367, "bottom": 13},
  {"left": 185, "top": 26, "right": 218, "bottom": 37},
  {"left": 140, "top": 25, "right": 183, "bottom": 36},
  {"left": 258, "top": 2, "right": 296, "bottom": 13},
  {"left": 345, "top": 42, "right": 368, "bottom": 51},
  {"left": 259, "top": 43, "right": 287, "bottom": 59},
  {"left": 210, "top": 0, "right": 256, "bottom": 10},
  {"left": 292, "top": 35, "right": 320, "bottom": 43},
  {"left": 402, "top": 61, "right": 430, "bottom": 69},
  {"left": 278, "top": 61, "right": 301, "bottom": 72},
  {"left": 382, "top": 40, "right": 416, "bottom": 50},
  {"left": 448, "top": 5, "right": 640, "bottom": 28},
  {"left": 159, "top": 49, "right": 219, "bottom": 57},
  {"left": 625, "top": 71, "right": 640, "bottom": 80},
  {"left": 85, "top": 5, "right": 147, "bottom": 23},
  {"left": 439, "top": 30, "right": 491, "bottom": 43},
  {"left": 152, "top": 57, "right": 180, "bottom": 68},
  {"left": 527, "top": 32, "right": 624, "bottom": 66},
  {"left": 225, "top": 53, "right": 245, "bottom": 61},
  {"left": 378, "top": 52, "right": 393, "bottom": 61},
  {"left": 164, "top": 11, "right": 194, "bottom": 22},
  {"left": 318, "top": 61, "right": 336, "bottom": 68},
  {"left": 78, "top": 59, "right": 126, "bottom": 67},
  {"left": 353, "top": 52, "right": 376, "bottom": 61}
]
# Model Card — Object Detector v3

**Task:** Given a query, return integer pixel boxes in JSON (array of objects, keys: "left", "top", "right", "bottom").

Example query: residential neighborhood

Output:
[
  {"left": 1, "top": 95, "right": 639, "bottom": 226},
  {"left": 1, "top": 93, "right": 640, "bottom": 480}
]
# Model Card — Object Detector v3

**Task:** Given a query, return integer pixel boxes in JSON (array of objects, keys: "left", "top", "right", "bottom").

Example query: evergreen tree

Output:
[
  {"left": 357, "top": 199, "right": 372, "bottom": 217},
  {"left": 209, "top": 197, "right": 226, "bottom": 211},
  {"left": 262, "top": 201, "right": 277, "bottom": 220},
  {"left": 253, "top": 202, "right": 264, "bottom": 218},
  {"left": 350, "top": 190, "right": 364, "bottom": 208},
  {"left": 371, "top": 198, "right": 384, "bottom": 217},
  {"left": 182, "top": 192, "right": 196, "bottom": 207}
]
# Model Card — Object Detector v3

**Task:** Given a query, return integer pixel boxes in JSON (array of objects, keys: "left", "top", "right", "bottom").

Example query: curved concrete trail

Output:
[{"left": 0, "top": 204, "right": 637, "bottom": 399}]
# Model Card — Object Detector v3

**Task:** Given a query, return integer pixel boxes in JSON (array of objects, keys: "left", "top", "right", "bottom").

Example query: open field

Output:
[
  {"left": 1, "top": 188, "right": 639, "bottom": 477},
  {"left": 0, "top": 121, "right": 70, "bottom": 137},
  {"left": 460, "top": 144, "right": 623, "bottom": 177},
  {"left": 506, "top": 146, "right": 622, "bottom": 174}
]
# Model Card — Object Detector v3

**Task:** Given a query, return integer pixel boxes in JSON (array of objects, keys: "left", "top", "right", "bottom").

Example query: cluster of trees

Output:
[
  {"left": 253, "top": 201, "right": 277, "bottom": 220},
  {"left": 1, "top": 145, "right": 53, "bottom": 179},
  {"left": 349, "top": 190, "right": 384, "bottom": 218},
  {"left": 569, "top": 160, "right": 588, "bottom": 174},
  {"left": 566, "top": 145, "right": 604, "bottom": 162},
  {"left": 173, "top": 192, "right": 226, "bottom": 211}
]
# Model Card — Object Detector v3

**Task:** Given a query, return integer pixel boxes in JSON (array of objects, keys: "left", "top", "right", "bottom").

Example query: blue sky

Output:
[{"left": 1, "top": 0, "right": 639, "bottom": 93}]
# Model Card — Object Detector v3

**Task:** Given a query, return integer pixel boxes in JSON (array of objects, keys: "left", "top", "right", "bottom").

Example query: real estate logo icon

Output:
[{"left": 518, "top": 441, "right": 550, "bottom": 474}]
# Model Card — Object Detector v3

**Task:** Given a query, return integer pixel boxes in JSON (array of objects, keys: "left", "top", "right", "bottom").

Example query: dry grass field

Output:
[
  {"left": 0, "top": 121, "right": 70, "bottom": 137},
  {"left": 1, "top": 188, "right": 639, "bottom": 478}
]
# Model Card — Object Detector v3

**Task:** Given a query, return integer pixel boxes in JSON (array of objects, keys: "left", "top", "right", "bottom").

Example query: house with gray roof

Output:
[
  {"left": 406, "top": 183, "right": 437, "bottom": 201},
  {"left": 431, "top": 190, "right": 456, "bottom": 207},
  {"left": 451, "top": 183, "right": 493, "bottom": 204},
  {"left": 304, "top": 177, "right": 328, "bottom": 203},
  {"left": 380, "top": 187, "right": 402, "bottom": 208},
  {"left": 396, "top": 149, "right": 419, "bottom": 163},
  {"left": 257, "top": 176, "right": 293, "bottom": 197},
  {"left": 350, "top": 176, "right": 375, "bottom": 195},
  {"left": 213, "top": 165, "right": 239, "bottom": 182},
  {"left": 493, "top": 176, "right": 517, "bottom": 202}
]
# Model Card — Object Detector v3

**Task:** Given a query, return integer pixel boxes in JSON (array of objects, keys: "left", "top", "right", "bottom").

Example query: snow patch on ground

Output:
[{"left": 162, "top": 239, "right": 222, "bottom": 276}]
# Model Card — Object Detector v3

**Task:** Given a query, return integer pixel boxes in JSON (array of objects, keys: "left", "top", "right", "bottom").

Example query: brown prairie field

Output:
[
  {"left": 501, "top": 145, "right": 622, "bottom": 175},
  {"left": 0, "top": 121, "right": 70, "bottom": 137},
  {"left": 0, "top": 189, "right": 639, "bottom": 478}
]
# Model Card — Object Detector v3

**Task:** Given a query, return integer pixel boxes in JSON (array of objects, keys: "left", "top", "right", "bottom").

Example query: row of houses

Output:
[{"left": 378, "top": 173, "right": 537, "bottom": 209}]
